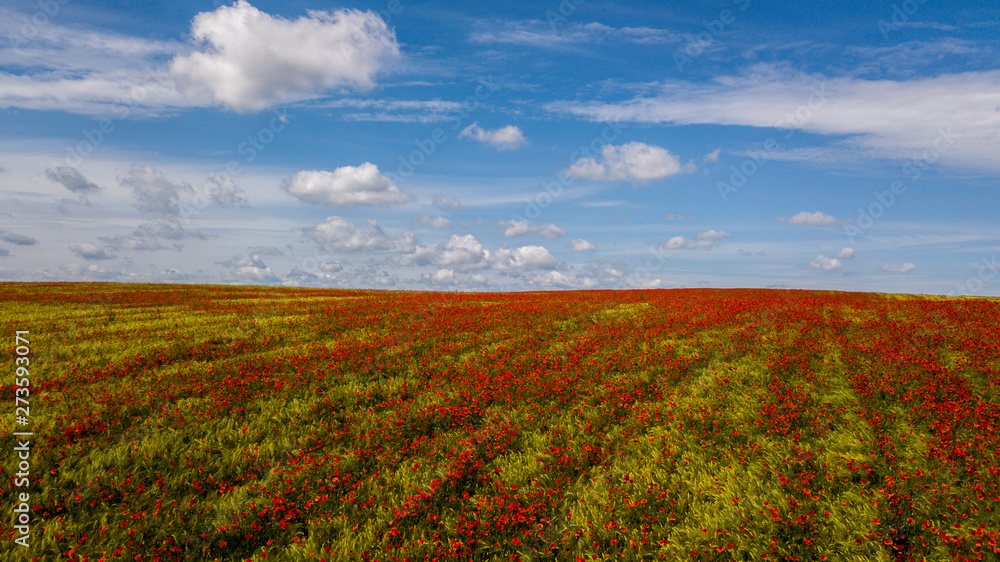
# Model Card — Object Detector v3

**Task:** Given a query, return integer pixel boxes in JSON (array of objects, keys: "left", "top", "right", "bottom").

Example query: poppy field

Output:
[{"left": 1, "top": 282, "right": 999, "bottom": 561}]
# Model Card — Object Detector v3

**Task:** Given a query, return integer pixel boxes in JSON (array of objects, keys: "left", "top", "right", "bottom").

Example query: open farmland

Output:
[{"left": 2, "top": 283, "right": 999, "bottom": 561}]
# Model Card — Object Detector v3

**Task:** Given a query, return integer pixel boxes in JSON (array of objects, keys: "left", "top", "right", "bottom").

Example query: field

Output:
[{"left": 1, "top": 283, "right": 999, "bottom": 561}]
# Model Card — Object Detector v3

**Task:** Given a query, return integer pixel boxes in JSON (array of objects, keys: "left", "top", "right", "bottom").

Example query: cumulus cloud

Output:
[
  {"left": 566, "top": 142, "right": 690, "bottom": 182},
  {"left": 205, "top": 174, "right": 249, "bottom": 207},
  {"left": 45, "top": 166, "right": 101, "bottom": 197},
  {"left": 532, "top": 270, "right": 602, "bottom": 289},
  {"left": 492, "top": 245, "right": 558, "bottom": 270},
  {"left": 437, "top": 235, "right": 491, "bottom": 269},
  {"left": 778, "top": 211, "right": 840, "bottom": 226},
  {"left": 810, "top": 255, "right": 843, "bottom": 271},
  {"left": 663, "top": 230, "right": 730, "bottom": 250},
  {"left": 533, "top": 271, "right": 575, "bottom": 288},
  {"left": 219, "top": 252, "right": 280, "bottom": 283},
  {"left": 282, "top": 163, "right": 411, "bottom": 206},
  {"left": 169, "top": 1, "right": 400, "bottom": 112},
  {"left": 285, "top": 258, "right": 344, "bottom": 285},
  {"left": 499, "top": 220, "right": 565, "bottom": 239},
  {"left": 119, "top": 164, "right": 194, "bottom": 215},
  {"left": 429, "top": 268, "right": 455, "bottom": 285},
  {"left": 419, "top": 215, "right": 451, "bottom": 228},
  {"left": 432, "top": 195, "right": 463, "bottom": 210},
  {"left": 69, "top": 243, "right": 116, "bottom": 260},
  {"left": 884, "top": 262, "right": 916, "bottom": 273},
  {"left": 459, "top": 123, "right": 527, "bottom": 150},
  {"left": 304, "top": 216, "right": 414, "bottom": 253},
  {"left": 396, "top": 234, "right": 559, "bottom": 271},
  {"left": 837, "top": 247, "right": 855, "bottom": 259},
  {"left": 0, "top": 230, "right": 39, "bottom": 246},
  {"left": 570, "top": 238, "right": 597, "bottom": 251}
]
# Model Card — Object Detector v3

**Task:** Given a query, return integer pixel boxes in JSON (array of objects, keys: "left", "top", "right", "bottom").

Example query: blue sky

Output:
[{"left": 1, "top": 0, "right": 998, "bottom": 294}]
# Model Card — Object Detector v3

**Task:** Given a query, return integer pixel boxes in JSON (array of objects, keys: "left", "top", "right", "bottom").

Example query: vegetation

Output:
[{"left": 1, "top": 283, "right": 998, "bottom": 561}]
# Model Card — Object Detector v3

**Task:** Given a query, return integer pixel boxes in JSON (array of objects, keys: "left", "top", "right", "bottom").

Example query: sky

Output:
[{"left": 0, "top": 0, "right": 998, "bottom": 295}]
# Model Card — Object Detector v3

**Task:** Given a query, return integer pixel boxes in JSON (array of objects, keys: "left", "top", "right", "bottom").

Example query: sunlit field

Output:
[{"left": 2, "top": 283, "right": 999, "bottom": 561}]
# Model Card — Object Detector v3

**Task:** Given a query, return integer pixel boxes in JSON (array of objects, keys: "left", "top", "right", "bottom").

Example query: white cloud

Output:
[
  {"left": 566, "top": 142, "right": 689, "bottom": 182},
  {"left": 419, "top": 215, "right": 451, "bottom": 228},
  {"left": 492, "top": 245, "right": 558, "bottom": 270},
  {"left": 0, "top": 8, "right": 186, "bottom": 115},
  {"left": 396, "top": 234, "right": 559, "bottom": 272},
  {"left": 837, "top": 247, "right": 855, "bottom": 259},
  {"left": 437, "top": 235, "right": 491, "bottom": 269},
  {"left": 532, "top": 270, "right": 601, "bottom": 289},
  {"left": 303, "top": 216, "right": 414, "bottom": 253},
  {"left": 663, "top": 230, "right": 730, "bottom": 250},
  {"left": 547, "top": 65, "right": 1000, "bottom": 172},
  {"left": 884, "top": 262, "right": 916, "bottom": 273},
  {"left": 396, "top": 235, "right": 486, "bottom": 269},
  {"left": 282, "top": 163, "right": 411, "bottom": 206},
  {"left": 570, "top": 238, "right": 597, "bottom": 251},
  {"left": 119, "top": 164, "right": 194, "bottom": 215},
  {"left": 69, "top": 243, "right": 116, "bottom": 260},
  {"left": 432, "top": 195, "right": 463, "bottom": 210},
  {"left": 499, "top": 220, "right": 565, "bottom": 239},
  {"left": 169, "top": 2, "right": 400, "bottom": 112},
  {"left": 219, "top": 252, "right": 280, "bottom": 283},
  {"left": 205, "top": 174, "right": 249, "bottom": 207},
  {"left": 702, "top": 148, "right": 721, "bottom": 163},
  {"left": 460, "top": 123, "right": 527, "bottom": 150},
  {"left": 429, "top": 269, "right": 455, "bottom": 285},
  {"left": 810, "top": 255, "right": 843, "bottom": 271},
  {"left": 0, "top": 3, "right": 398, "bottom": 114},
  {"left": 778, "top": 211, "right": 839, "bottom": 226},
  {"left": 533, "top": 271, "right": 575, "bottom": 288}
]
